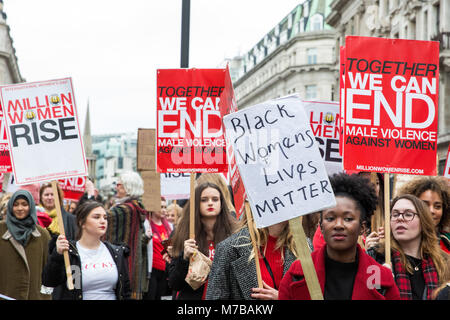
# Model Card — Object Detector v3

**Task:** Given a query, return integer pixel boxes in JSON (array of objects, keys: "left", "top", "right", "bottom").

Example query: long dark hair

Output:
[
  {"left": 73, "top": 200, "right": 105, "bottom": 240},
  {"left": 171, "top": 182, "right": 236, "bottom": 257}
]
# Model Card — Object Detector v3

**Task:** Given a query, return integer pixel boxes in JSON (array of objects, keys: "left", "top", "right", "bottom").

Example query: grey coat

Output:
[{"left": 205, "top": 227, "right": 298, "bottom": 300}]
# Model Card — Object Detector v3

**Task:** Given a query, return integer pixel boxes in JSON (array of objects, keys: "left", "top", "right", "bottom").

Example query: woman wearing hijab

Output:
[{"left": 0, "top": 190, "right": 51, "bottom": 300}]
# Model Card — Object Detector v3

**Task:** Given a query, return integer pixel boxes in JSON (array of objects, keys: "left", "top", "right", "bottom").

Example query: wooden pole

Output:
[
  {"left": 51, "top": 180, "right": 74, "bottom": 290},
  {"left": 384, "top": 173, "right": 391, "bottom": 266},
  {"left": 244, "top": 202, "right": 263, "bottom": 288},
  {"left": 289, "top": 216, "right": 324, "bottom": 300},
  {"left": 370, "top": 172, "right": 382, "bottom": 232},
  {"left": 189, "top": 173, "right": 195, "bottom": 239}
]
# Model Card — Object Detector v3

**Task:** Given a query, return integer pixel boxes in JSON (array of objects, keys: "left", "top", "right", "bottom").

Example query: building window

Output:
[
  {"left": 310, "top": 14, "right": 323, "bottom": 31},
  {"left": 307, "top": 48, "right": 317, "bottom": 64},
  {"left": 305, "top": 85, "right": 317, "bottom": 100}
]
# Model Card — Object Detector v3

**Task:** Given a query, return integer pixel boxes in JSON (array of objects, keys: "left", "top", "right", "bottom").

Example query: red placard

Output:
[
  {"left": 58, "top": 176, "right": 86, "bottom": 202},
  {"left": 219, "top": 66, "right": 246, "bottom": 220},
  {"left": 157, "top": 69, "right": 228, "bottom": 173},
  {"left": 0, "top": 104, "right": 12, "bottom": 173},
  {"left": 339, "top": 46, "right": 345, "bottom": 157},
  {"left": 343, "top": 36, "right": 439, "bottom": 176}
]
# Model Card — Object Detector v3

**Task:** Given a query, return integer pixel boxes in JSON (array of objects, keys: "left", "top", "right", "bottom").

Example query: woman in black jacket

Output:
[
  {"left": 42, "top": 201, "right": 131, "bottom": 300},
  {"left": 168, "top": 182, "right": 236, "bottom": 300}
]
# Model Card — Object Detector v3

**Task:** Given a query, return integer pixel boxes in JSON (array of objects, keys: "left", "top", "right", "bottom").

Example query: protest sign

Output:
[
  {"left": 223, "top": 97, "right": 336, "bottom": 228},
  {"left": 141, "top": 170, "right": 162, "bottom": 212},
  {"left": 339, "top": 46, "right": 346, "bottom": 157},
  {"left": 219, "top": 65, "right": 246, "bottom": 220},
  {"left": 58, "top": 176, "right": 86, "bottom": 202},
  {"left": 137, "top": 128, "right": 156, "bottom": 171},
  {"left": 343, "top": 36, "right": 439, "bottom": 176},
  {"left": 444, "top": 144, "right": 450, "bottom": 179},
  {"left": 301, "top": 99, "right": 342, "bottom": 176},
  {"left": 0, "top": 109, "right": 12, "bottom": 173},
  {"left": 156, "top": 68, "right": 228, "bottom": 173},
  {"left": 160, "top": 172, "right": 190, "bottom": 200},
  {"left": 0, "top": 78, "right": 88, "bottom": 185}
]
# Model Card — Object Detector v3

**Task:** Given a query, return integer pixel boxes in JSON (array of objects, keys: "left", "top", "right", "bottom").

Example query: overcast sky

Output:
[{"left": 5, "top": 0, "right": 303, "bottom": 135}]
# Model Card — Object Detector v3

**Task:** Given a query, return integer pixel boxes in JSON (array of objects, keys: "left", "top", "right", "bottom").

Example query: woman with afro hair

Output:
[{"left": 279, "top": 173, "right": 400, "bottom": 300}]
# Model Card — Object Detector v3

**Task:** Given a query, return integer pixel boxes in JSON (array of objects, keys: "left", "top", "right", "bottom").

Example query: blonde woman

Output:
[{"left": 205, "top": 213, "right": 300, "bottom": 300}]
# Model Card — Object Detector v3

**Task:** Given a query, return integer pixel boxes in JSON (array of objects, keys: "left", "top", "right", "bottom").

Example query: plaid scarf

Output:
[{"left": 392, "top": 250, "right": 439, "bottom": 300}]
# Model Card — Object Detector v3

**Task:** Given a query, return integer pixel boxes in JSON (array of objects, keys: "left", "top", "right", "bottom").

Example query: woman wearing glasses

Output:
[{"left": 367, "top": 194, "right": 450, "bottom": 300}]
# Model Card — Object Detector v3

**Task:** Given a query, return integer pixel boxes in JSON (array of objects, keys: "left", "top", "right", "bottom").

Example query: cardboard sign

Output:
[
  {"left": 156, "top": 69, "right": 228, "bottom": 173},
  {"left": 219, "top": 65, "right": 246, "bottom": 220},
  {"left": 137, "top": 128, "right": 156, "bottom": 171},
  {"left": 141, "top": 170, "right": 161, "bottom": 212},
  {"left": 223, "top": 98, "right": 336, "bottom": 228},
  {"left": 343, "top": 36, "right": 439, "bottom": 175},
  {"left": 58, "top": 176, "right": 86, "bottom": 202},
  {"left": 0, "top": 78, "right": 88, "bottom": 185},
  {"left": 160, "top": 172, "right": 190, "bottom": 200},
  {"left": 0, "top": 110, "right": 12, "bottom": 173},
  {"left": 444, "top": 144, "right": 450, "bottom": 179}
]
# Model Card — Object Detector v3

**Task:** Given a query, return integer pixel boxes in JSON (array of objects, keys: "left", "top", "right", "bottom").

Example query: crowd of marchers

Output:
[{"left": 0, "top": 171, "right": 448, "bottom": 300}]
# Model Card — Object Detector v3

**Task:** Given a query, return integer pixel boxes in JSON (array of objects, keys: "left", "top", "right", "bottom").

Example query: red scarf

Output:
[{"left": 392, "top": 250, "right": 439, "bottom": 300}]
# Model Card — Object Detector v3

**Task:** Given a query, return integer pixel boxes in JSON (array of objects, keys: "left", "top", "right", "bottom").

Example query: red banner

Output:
[
  {"left": 0, "top": 104, "right": 12, "bottom": 173},
  {"left": 219, "top": 66, "right": 246, "bottom": 220},
  {"left": 157, "top": 69, "right": 228, "bottom": 173},
  {"left": 343, "top": 36, "right": 439, "bottom": 176},
  {"left": 58, "top": 176, "right": 86, "bottom": 202}
]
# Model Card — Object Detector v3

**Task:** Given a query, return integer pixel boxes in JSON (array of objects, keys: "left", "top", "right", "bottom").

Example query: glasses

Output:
[{"left": 391, "top": 209, "right": 417, "bottom": 222}]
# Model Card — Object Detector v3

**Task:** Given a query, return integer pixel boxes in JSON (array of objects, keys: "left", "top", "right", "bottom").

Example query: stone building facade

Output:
[
  {"left": 326, "top": 0, "right": 450, "bottom": 174},
  {"left": 231, "top": 0, "right": 337, "bottom": 109}
]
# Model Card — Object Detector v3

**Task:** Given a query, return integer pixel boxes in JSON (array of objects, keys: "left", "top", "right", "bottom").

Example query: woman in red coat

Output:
[{"left": 279, "top": 173, "right": 400, "bottom": 300}]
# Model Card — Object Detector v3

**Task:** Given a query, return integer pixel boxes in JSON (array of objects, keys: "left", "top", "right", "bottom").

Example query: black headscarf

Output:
[{"left": 6, "top": 190, "right": 37, "bottom": 247}]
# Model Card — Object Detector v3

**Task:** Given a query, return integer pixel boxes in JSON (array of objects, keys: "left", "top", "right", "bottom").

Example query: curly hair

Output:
[
  {"left": 397, "top": 176, "right": 450, "bottom": 231},
  {"left": 321, "top": 173, "right": 378, "bottom": 226}
]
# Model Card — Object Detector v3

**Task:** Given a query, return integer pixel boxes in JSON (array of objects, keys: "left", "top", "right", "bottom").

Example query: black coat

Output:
[
  {"left": 167, "top": 254, "right": 205, "bottom": 300},
  {"left": 42, "top": 240, "right": 131, "bottom": 300}
]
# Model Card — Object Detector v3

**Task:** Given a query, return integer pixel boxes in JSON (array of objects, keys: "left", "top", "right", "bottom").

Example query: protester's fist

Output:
[
  {"left": 56, "top": 235, "right": 69, "bottom": 255},
  {"left": 251, "top": 281, "right": 279, "bottom": 300},
  {"left": 183, "top": 239, "right": 198, "bottom": 260},
  {"left": 365, "top": 227, "right": 384, "bottom": 250},
  {"left": 85, "top": 180, "right": 95, "bottom": 196}
]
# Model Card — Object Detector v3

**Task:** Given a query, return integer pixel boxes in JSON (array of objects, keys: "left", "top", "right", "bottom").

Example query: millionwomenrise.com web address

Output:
[{"left": 356, "top": 165, "right": 424, "bottom": 174}]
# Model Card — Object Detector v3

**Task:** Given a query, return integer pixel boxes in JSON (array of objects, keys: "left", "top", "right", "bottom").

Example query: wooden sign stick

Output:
[
  {"left": 244, "top": 202, "right": 263, "bottom": 288},
  {"left": 289, "top": 216, "right": 323, "bottom": 300},
  {"left": 189, "top": 173, "right": 196, "bottom": 239},
  {"left": 384, "top": 173, "right": 391, "bottom": 266},
  {"left": 370, "top": 172, "right": 382, "bottom": 232},
  {"left": 51, "top": 180, "right": 74, "bottom": 290}
]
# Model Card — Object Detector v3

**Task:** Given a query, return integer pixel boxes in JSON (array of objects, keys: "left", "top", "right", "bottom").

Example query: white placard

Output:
[
  {"left": 0, "top": 78, "right": 88, "bottom": 185},
  {"left": 223, "top": 98, "right": 336, "bottom": 228},
  {"left": 444, "top": 144, "right": 450, "bottom": 179},
  {"left": 160, "top": 173, "right": 190, "bottom": 200}
]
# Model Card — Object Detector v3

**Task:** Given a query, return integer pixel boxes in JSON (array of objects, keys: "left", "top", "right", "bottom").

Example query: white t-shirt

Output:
[{"left": 76, "top": 242, "right": 118, "bottom": 300}]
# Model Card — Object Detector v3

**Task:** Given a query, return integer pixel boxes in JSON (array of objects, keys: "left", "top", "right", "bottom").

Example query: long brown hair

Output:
[
  {"left": 390, "top": 194, "right": 449, "bottom": 280},
  {"left": 397, "top": 176, "right": 450, "bottom": 232},
  {"left": 171, "top": 182, "right": 237, "bottom": 257}
]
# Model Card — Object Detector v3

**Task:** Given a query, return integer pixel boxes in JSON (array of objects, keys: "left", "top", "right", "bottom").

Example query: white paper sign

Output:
[
  {"left": 160, "top": 173, "right": 190, "bottom": 200},
  {"left": 0, "top": 78, "right": 88, "bottom": 185},
  {"left": 223, "top": 98, "right": 336, "bottom": 228}
]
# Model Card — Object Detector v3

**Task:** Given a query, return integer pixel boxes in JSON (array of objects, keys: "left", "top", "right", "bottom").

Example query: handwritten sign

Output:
[{"left": 223, "top": 98, "right": 336, "bottom": 228}]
